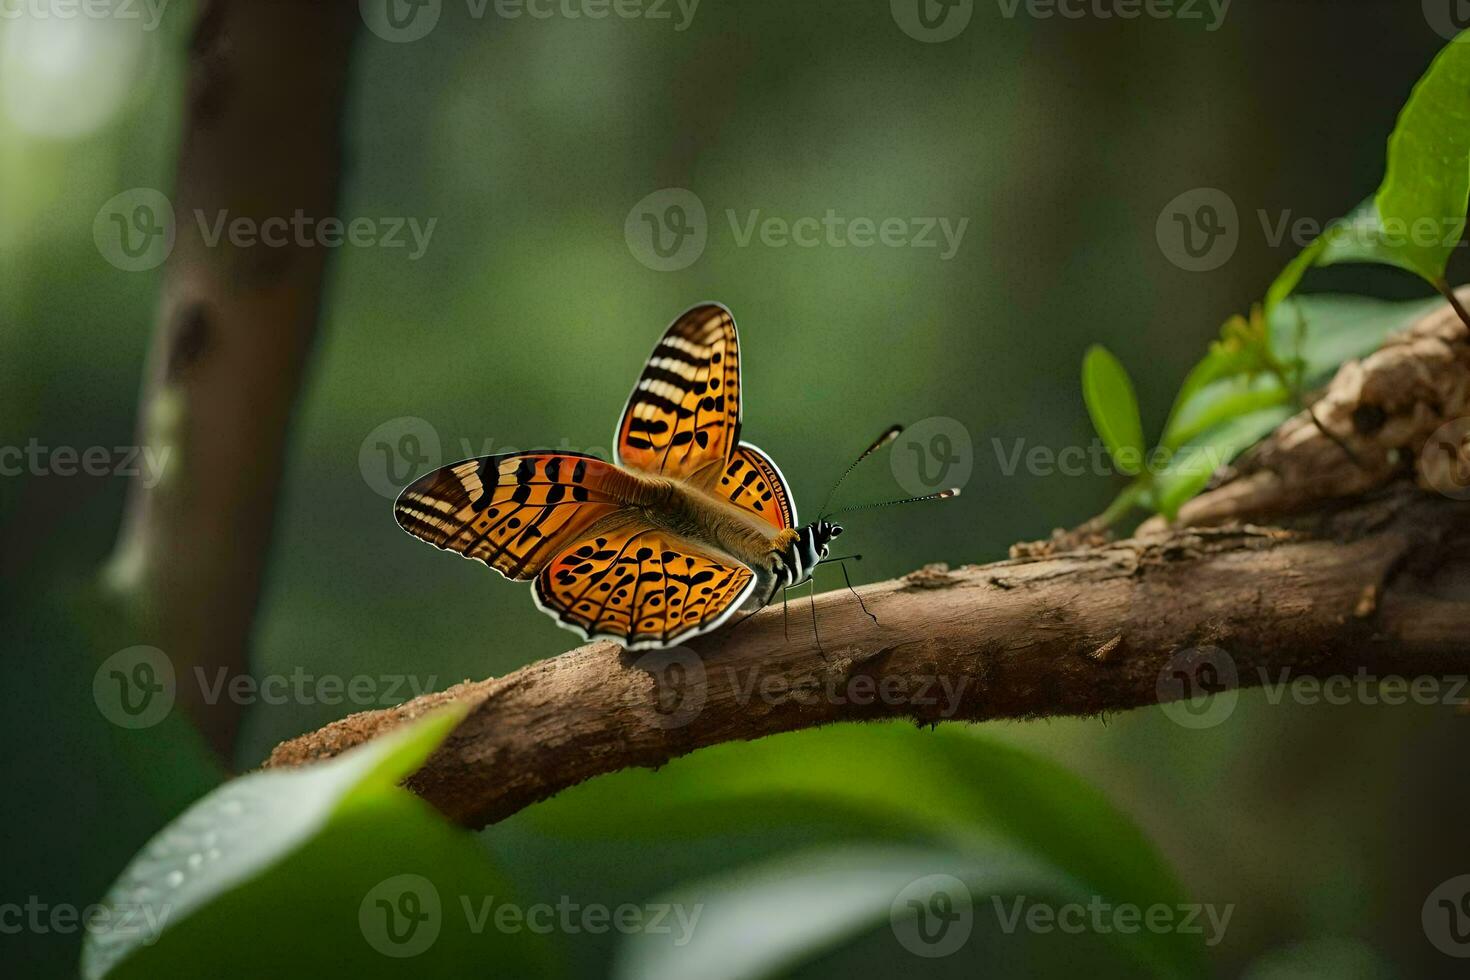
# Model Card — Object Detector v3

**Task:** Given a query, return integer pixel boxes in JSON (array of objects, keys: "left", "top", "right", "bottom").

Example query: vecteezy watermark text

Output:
[
  {"left": 991, "top": 895, "right": 1234, "bottom": 947},
  {"left": 725, "top": 666, "right": 971, "bottom": 717},
  {"left": 887, "top": 874, "right": 1233, "bottom": 959},
  {"left": 359, "top": 0, "right": 700, "bottom": 43},
  {"left": 92, "top": 646, "right": 438, "bottom": 729},
  {"left": 0, "top": 897, "right": 171, "bottom": 943},
  {"left": 194, "top": 211, "right": 436, "bottom": 260},
  {"left": 358, "top": 875, "right": 702, "bottom": 958},
  {"left": 626, "top": 648, "right": 975, "bottom": 731},
  {"left": 994, "top": 0, "right": 1230, "bottom": 31},
  {"left": 0, "top": 0, "right": 171, "bottom": 30},
  {"left": 625, "top": 188, "right": 969, "bottom": 271},
  {"left": 991, "top": 437, "right": 1230, "bottom": 479},
  {"left": 94, "top": 188, "right": 437, "bottom": 272},
  {"left": 0, "top": 440, "right": 170, "bottom": 488},
  {"left": 358, "top": 415, "right": 615, "bottom": 499},
  {"left": 1157, "top": 186, "right": 1470, "bottom": 273},
  {"left": 1156, "top": 645, "right": 1470, "bottom": 730}
]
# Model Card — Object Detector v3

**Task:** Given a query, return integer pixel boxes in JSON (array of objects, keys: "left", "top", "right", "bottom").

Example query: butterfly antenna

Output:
[
  {"left": 818, "top": 424, "right": 904, "bottom": 520},
  {"left": 827, "top": 487, "right": 961, "bottom": 516}
]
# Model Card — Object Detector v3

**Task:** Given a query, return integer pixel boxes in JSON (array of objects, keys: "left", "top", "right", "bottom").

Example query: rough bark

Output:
[
  {"left": 1151, "top": 289, "right": 1470, "bottom": 530},
  {"left": 105, "top": 1, "right": 358, "bottom": 756}
]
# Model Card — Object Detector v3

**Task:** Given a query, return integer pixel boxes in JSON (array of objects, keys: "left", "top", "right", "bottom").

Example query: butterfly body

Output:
[
  {"left": 395, "top": 302, "right": 843, "bottom": 650},
  {"left": 621, "top": 475, "right": 844, "bottom": 610}
]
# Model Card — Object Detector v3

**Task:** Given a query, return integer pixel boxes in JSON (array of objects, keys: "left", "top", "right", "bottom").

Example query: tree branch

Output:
[
  {"left": 266, "top": 486, "right": 1470, "bottom": 829},
  {"left": 105, "top": 0, "right": 358, "bottom": 757},
  {"left": 266, "top": 293, "right": 1470, "bottom": 827}
]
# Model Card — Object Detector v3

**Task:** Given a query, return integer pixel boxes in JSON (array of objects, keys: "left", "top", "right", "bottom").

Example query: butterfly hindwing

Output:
[
  {"left": 534, "top": 523, "right": 756, "bottom": 649},
  {"left": 395, "top": 452, "right": 629, "bottom": 580},
  {"left": 706, "top": 441, "right": 796, "bottom": 530},
  {"left": 615, "top": 302, "right": 742, "bottom": 480}
]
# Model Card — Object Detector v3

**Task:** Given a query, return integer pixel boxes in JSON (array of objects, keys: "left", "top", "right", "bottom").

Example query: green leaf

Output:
[
  {"left": 1153, "top": 294, "right": 1446, "bottom": 515},
  {"left": 82, "top": 707, "right": 551, "bottom": 979},
  {"left": 613, "top": 845, "right": 1081, "bottom": 980},
  {"left": 1160, "top": 307, "right": 1280, "bottom": 451},
  {"left": 1161, "top": 381, "right": 1289, "bottom": 453},
  {"left": 1263, "top": 201, "right": 1410, "bottom": 318},
  {"left": 1265, "top": 38, "right": 1470, "bottom": 308},
  {"left": 1153, "top": 406, "right": 1293, "bottom": 520},
  {"left": 1374, "top": 35, "right": 1470, "bottom": 284},
  {"left": 1263, "top": 235, "right": 1324, "bottom": 321},
  {"left": 1081, "top": 345, "right": 1147, "bottom": 476},
  {"left": 530, "top": 723, "right": 1204, "bottom": 977},
  {"left": 1272, "top": 292, "right": 1447, "bottom": 385}
]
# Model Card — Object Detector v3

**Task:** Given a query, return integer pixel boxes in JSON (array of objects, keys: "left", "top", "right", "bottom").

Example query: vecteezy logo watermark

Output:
[
  {"left": 993, "top": 0, "right": 1231, "bottom": 31},
  {"left": 360, "top": 875, "right": 443, "bottom": 958},
  {"left": 626, "top": 655, "right": 973, "bottom": 731},
  {"left": 1156, "top": 645, "right": 1238, "bottom": 729},
  {"left": 890, "top": 875, "right": 974, "bottom": 957},
  {"left": 726, "top": 668, "right": 972, "bottom": 717},
  {"left": 360, "top": 876, "right": 704, "bottom": 957},
  {"left": 1258, "top": 669, "right": 1469, "bottom": 709},
  {"left": 359, "top": 0, "right": 698, "bottom": 43},
  {"left": 93, "top": 646, "right": 176, "bottom": 730},
  {"left": 990, "top": 437, "right": 1231, "bottom": 479},
  {"left": 0, "top": 897, "right": 172, "bottom": 943},
  {"left": 358, "top": 417, "right": 615, "bottom": 499},
  {"left": 1156, "top": 187, "right": 1238, "bottom": 272},
  {"left": 193, "top": 667, "right": 440, "bottom": 709},
  {"left": 624, "top": 188, "right": 970, "bottom": 271},
  {"left": 0, "top": 0, "right": 172, "bottom": 29},
  {"left": 627, "top": 647, "right": 708, "bottom": 730},
  {"left": 1424, "top": 874, "right": 1470, "bottom": 958},
  {"left": 94, "top": 191, "right": 436, "bottom": 270},
  {"left": 1419, "top": 418, "right": 1470, "bottom": 502},
  {"left": 1424, "top": 0, "right": 1470, "bottom": 41},
  {"left": 360, "top": 0, "right": 442, "bottom": 42},
  {"left": 193, "top": 210, "right": 436, "bottom": 259},
  {"left": 1159, "top": 189, "right": 1470, "bottom": 273},
  {"left": 360, "top": 417, "right": 443, "bottom": 500},
  {"left": 0, "top": 439, "right": 171, "bottom": 487},
  {"left": 624, "top": 187, "right": 709, "bottom": 271},
  {"left": 890, "top": 0, "right": 973, "bottom": 43},
  {"left": 93, "top": 647, "right": 439, "bottom": 729},
  {"left": 892, "top": 417, "right": 974, "bottom": 498},
  {"left": 94, "top": 188, "right": 176, "bottom": 272},
  {"left": 1156, "top": 648, "right": 1469, "bottom": 729},
  {"left": 992, "top": 896, "right": 1234, "bottom": 947}
]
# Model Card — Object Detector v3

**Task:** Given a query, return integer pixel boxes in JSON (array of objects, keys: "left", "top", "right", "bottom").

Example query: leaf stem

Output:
[
  {"left": 1436, "top": 279, "right": 1470, "bottom": 331},
  {"left": 1095, "top": 479, "right": 1148, "bottom": 530}
]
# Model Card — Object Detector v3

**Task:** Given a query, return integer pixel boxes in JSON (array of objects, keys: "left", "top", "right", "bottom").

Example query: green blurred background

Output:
[{"left": 4, "top": 0, "right": 1469, "bottom": 976}]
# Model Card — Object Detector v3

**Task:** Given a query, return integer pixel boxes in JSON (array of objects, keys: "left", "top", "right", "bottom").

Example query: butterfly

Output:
[{"left": 394, "top": 303, "right": 956, "bottom": 650}]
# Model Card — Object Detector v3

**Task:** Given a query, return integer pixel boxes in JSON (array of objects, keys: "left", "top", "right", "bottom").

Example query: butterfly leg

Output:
[
  {"left": 807, "top": 579, "right": 825, "bottom": 659},
  {"left": 837, "top": 560, "right": 879, "bottom": 627}
]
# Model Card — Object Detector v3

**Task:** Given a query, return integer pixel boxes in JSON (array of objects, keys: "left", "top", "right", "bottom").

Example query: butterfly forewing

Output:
[
  {"left": 395, "top": 452, "right": 629, "bottom": 580},
  {"left": 706, "top": 442, "right": 796, "bottom": 530},
  {"left": 534, "top": 523, "right": 756, "bottom": 648},
  {"left": 615, "top": 303, "right": 742, "bottom": 480}
]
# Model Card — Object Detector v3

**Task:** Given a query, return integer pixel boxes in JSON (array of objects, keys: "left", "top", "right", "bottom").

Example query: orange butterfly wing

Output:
[
  {"left": 615, "top": 303, "right": 741, "bottom": 481},
  {"left": 705, "top": 442, "right": 796, "bottom": 530},
  {"left": 395, "top": 452, "right": 629, "bottom": 580},
  {"left": 534, "top": 523, "right": 756, "bottom": 649}
]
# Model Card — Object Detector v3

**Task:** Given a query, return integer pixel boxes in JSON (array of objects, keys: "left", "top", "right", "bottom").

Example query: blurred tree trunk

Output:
[{"left": 106, "top": 0, "right": 359, "bottom": 759}]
